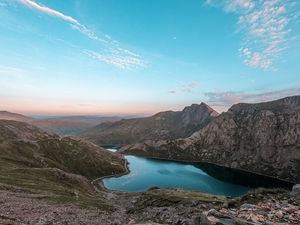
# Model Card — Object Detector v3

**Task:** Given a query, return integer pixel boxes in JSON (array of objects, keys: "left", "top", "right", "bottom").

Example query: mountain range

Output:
[
  {"left": 80, "top": 103, "right": 219, "bottom": 146},
  {"left": 120, "top": 95, "right": 300, "bottom": 183}
]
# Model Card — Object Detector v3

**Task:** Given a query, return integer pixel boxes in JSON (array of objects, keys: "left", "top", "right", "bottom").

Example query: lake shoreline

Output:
[{"left": 91, "top": 153, "right": 131, "bottom": 193}]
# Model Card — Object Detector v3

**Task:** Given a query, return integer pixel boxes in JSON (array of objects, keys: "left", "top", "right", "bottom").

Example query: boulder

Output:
[{"left": 290, "top": 184, "right": 300, "bottom": 199}]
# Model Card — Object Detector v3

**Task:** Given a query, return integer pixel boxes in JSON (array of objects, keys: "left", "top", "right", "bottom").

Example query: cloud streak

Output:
[
  {"left": 205, "top": 87, "right": 300, "bottom": 112},
  {"left": 17, "top": 0, "right": 145, "bottom": 69},
  {"left": 20, "top": 0, "right": 79, "bottom": 24},
  {"left": 206, "top": 0, "right": 298, "bottom": 70}
]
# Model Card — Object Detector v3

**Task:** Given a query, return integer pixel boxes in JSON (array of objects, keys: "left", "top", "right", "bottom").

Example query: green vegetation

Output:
[{"left": 0, "top": 120, "right": 126, "bottom": 209}]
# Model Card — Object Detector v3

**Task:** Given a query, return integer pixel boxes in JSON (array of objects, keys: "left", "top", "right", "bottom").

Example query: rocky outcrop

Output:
[
  {"left": 120, "top": 96, "right": 300, "bottom": 183},
  {"left": 80, "top": 103, "right": 219, "bottom": 146}
]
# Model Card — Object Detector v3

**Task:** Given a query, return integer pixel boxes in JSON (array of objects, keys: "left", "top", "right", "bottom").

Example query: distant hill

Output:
[
  {"left": 0, "top": 110, "right": 33, "bottom": 122},
  {"left": 0, "top": 111, "right": 123, "bottom": 136},
  {"left": 0, "top": 119, "right": 125, "bottom": 207},
  {"left": 80, "top": 103, "right": 219, "bottom": 146},
  {"left": 31, "top": 116, "right": 122, "bottom": 136},
  {"left": 120, "top": 95, "right": 300, "bottom": 183}
]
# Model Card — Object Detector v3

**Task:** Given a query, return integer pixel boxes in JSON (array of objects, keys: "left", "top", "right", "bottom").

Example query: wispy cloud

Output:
[
  {"left": 17, "top": 0, "right": 146, "bottom": 69},
  {"left": 168, "top": 81, "right": 200, "bottom": 94},
  {"left": 204, "top": 87, "right": 300, "bottom": 111},
  {"left": 84, "top": 50, "right": 145, "bottom": 69},
  {"left": 206, "top": 0, "right": 299, "bottom": 70}
]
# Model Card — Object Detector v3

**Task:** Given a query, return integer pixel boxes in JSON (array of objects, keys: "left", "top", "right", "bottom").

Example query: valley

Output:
[{"left": 0, "top": 96, "right": 300, "bottom": 224}]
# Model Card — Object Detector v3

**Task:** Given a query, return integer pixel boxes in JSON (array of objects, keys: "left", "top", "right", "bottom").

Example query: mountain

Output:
[
  {"left": 0, "top": 110, "right": 33, "bottom": 122},
  {"left": 80, "top": 103, "right": 219, "bottom": 146},
  {"left": 0, "top": 119, "right": 126, "bottom": 207},
  {"left": 120, "top": 95, "right": 300, "bottom": 183},
  {"left": 31, "top": 116, "right": 122, "bottom": 136}
]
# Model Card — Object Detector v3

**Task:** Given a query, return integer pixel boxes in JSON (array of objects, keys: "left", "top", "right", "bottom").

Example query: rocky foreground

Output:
[{"left": 0, "top": 184, "right": 299, "bottom": 225}]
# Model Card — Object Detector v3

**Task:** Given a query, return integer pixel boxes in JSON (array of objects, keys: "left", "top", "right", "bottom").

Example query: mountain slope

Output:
[
  {"left": 0, "top": 110, "right": 33, "bottom": 122},
  {"left": 120, "top": 95, "right": 300, "bottom": 183},
  {"left": 0, "top": 120, "right": 126, "bottom": 207},
  {"left": 80, "top": 103, "right": 219, "bottom": 146}
]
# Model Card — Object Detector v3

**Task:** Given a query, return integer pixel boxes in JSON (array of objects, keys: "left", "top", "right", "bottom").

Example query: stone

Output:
[
  {"left": 275, "top": 210, "right": 283, "bottom": 219},
  {"left": 240, "top": 204, "right": 257, "bottom": 210},
  {"left": 290, "top": 184, "right": 300, "bottom": 199},
  {"left": 193, "top": 214, "right": 211, "bottom": 225},
  {"left": 215, "top": 218, "right": 236, "bottom": 225}
]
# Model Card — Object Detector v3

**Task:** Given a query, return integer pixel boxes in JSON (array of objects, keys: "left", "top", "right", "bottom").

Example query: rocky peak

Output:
[
  {"left": 183, "top": 102, "right": 218, "bottom": 115},
  {"left": 181, "top": 102, "right": 219, "bottom": 126}
]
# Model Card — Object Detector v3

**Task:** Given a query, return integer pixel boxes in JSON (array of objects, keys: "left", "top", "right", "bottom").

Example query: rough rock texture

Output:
[
  {"left": 120, "top": 96, "right": 300, "bottom": 183},
  {"left": 1, "top": 186, "right": 299, "bottom": 225},
  {"left": 80, "top": 103, "right": 219, "bottom": 146}
]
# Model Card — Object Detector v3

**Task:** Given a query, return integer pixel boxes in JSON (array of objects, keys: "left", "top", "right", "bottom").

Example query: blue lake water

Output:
[
  {"left": 103, "top": 154, "right": 250, "bottom": 197},
  {"left": 104, "top": 148, "right": 293, "bottom": 196}
]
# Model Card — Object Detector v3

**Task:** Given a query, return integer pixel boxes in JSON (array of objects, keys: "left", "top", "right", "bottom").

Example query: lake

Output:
[{"left": 103, "top": 148, "right": 293, "bottom": 197}]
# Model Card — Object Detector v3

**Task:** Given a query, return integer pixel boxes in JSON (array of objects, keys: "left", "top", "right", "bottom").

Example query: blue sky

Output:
[{"left": 0, "top": 0, "right": 299, "bottom": 115}]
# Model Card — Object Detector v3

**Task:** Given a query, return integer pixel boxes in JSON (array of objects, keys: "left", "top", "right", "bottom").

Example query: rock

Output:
[
  {"left": 249, "top": 214, "right": 259, "bottom": 223},
  {"left": 285, "top": 205, "right": 298, "bottom": 213},
  {"left": 207, "top": 209, "right": 219, "bottom": 216},
  {"left": 215, "top": 218, "right": 236, "bottom": 225},
  {"left": 240, "top": 204, "right": 257, "bottom": 210},
  {"left": 290, "top": 184, "right": 300, "bottom": 198},
  {"left": 193, "top": 214, "right": 211, "bottom": 225},
  {"left": 275, "top": 210, "right": 284, "bottom": 219},
  {"left": 173, "top": 219, "right": 193, "bottom": 225},
  {"left": 265, "top": 222, "right": 288, "bottom": 225},
  {"left": 280, "top": 200, "right": 288, "bottom": 206}
]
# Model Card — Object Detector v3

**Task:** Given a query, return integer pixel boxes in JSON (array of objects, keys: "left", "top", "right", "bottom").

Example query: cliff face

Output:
[
  {"left": 80, "top": 103, "right": 219, "bottom": 146},
  {"left": 120, "top": 96, "right": 300, "bottom": 183}
]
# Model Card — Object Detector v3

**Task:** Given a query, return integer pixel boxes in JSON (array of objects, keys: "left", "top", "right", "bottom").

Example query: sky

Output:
[{"left": 0, "top": 0, "right": 299, "bottom": 116}]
